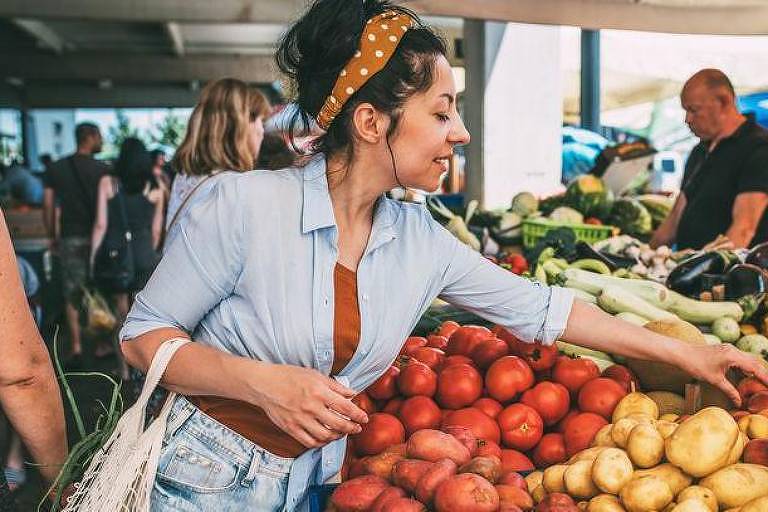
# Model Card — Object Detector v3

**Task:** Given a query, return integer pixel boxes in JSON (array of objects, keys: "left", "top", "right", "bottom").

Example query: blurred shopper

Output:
[
  {"left": 257, "top": 133, "right": 297, "bottom": 170},
  {"left": 149, "top": 149, "right": 171, "bottom": 202},
  {"left": 166, "top": 78, "right": 271, "bottom": 230},
  {"left": 0, "top": 209, "right": 67, "bottom": 510},
  {"left": 1, "top": 158, "right": 44, "bottom": 206},
  {"left": 43, "top": 123, "right": 107, "bottom": 362},
  {"left": 651, "top": 69, "right": 768, "bottom": 250}
]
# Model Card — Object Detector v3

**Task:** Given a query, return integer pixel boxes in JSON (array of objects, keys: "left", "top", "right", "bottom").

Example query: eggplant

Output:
[
  {"left": 665, "top": 250, "right": 737, "bottom": 297},
  {"left": 575, "top": 241, "right": 636, "bottom": 271},
  {"left": 746, "top": 241, "right": 768, "bottom": 269},
  {"left": 725, "top": 263, "right": 768, "bottom": 300}
]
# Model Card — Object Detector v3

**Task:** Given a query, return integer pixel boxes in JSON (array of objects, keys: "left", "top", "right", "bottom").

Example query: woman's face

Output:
[
  {"left": 388, "top": 55, "right": 470, "bottom": 192},
  {"left": 248, "top": 115, "right": 265, "bottom": 160}
]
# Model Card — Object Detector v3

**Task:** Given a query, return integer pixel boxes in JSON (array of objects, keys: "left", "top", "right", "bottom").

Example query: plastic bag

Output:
[{"left": 82, "top": 287, "right": 117, "bottom": 335}]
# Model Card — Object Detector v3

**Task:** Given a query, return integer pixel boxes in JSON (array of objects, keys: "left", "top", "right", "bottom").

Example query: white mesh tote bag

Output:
[{"left": 62, "top": 338, "right": 190, "bottom": 511}]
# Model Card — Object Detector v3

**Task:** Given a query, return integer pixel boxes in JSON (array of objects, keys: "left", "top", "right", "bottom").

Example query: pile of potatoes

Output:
[{"left": 524, "top": 392, "right": 768, "bottom": 511}]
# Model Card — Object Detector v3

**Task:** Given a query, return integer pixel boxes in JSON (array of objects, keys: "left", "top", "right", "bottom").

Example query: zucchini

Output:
[
  {"left": 542, "top": 260, "right": 565, "bottom": 283},
  {"left": 667, "top": 291, "right": 744, "bottom": 324},
  {"left": 569, "top": 258, "right": 611, "bottom": 275},
  {"left": 702, "top": 334, "right": 723, "bottom": 346},
  {"left": 556, "top": 341, "right": 614, "bottom": 362},
  {"left": 561, "top": 268, "right": 674, "bottom": 308},
  {"left": 534, "top": 264, "right": 547, "bottom": 284},
  {"left": 598, "top": 286, "right": 678, "bottom": 322},
  {"left": 712, "top": 317, "right": 741, "bottom": 343},
  {"left": 615, "top": 311, "right": 648, "bottom": 326},
  {"left": 568, "top": 288, "right": 598, "bottom": 304}
]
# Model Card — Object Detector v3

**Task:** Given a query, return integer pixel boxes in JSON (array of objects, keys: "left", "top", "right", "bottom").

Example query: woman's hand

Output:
[
  {"left": 677, "top": 343, "right": 768, "bottom": 407},
  {"left": 251, "top": 364, "right": 369, "bottom": 449}
]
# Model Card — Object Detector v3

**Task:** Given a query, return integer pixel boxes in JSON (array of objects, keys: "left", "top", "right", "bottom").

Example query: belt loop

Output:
[
  {"left": 165, "top": 396, "right": 195, "bottom": 439},
  {"left": 241, "top": 446, "right": 261, "bottom": 487}
]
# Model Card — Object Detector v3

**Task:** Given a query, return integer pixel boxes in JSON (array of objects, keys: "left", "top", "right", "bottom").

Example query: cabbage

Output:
[
  {"left": 565, "top": 175, "right": 613, "bottom": 219},
  {"left": 511, "top": 192, "right": 539, "bottom": 217},
  {"left": 609, "top": 198, "right": 652, "bottom": 237},
  {"left": 549, "top": 206, "right": 584, "bottom": 225}
]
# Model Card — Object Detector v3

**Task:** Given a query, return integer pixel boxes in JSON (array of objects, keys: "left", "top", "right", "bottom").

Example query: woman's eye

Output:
[{"left": 436, "top": 113, "right": 450, "bottom": 122}]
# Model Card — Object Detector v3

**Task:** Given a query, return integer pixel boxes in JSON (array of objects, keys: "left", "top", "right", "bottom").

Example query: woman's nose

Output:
[{"left": 451, "top": 116, "right": 471, "bottom": 146}]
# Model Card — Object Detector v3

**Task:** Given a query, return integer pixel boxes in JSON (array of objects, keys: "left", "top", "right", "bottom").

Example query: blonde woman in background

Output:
[{"left": 165, "top": 78, "right": 272, "bottom": 229}]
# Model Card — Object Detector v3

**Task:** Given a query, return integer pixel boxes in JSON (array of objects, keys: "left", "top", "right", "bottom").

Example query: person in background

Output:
[
  {"left": 149, "top": 149, "right": 171, "bottom": 203},
  {"left": 43, "top": 123, "right": 108, "bottom": 364},
  {"left": 0, "top": 209, "right": 67, "bottom": 510},
  {"left": 651, "top": 69, "right": 768, "bottom": 250},
  {"left": 2, "top": 158, "right": 44, "bottom": 206},
  {"left": 165, "top": 78, "right": 271, "bottom": 229},
  {"left": 257, "top": 133, "right": 297, "bottom": 170}
]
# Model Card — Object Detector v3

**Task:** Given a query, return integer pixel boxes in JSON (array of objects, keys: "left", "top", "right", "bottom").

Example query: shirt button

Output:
[
  {"left": 324, "top": 297, "right": 329, "bottom": 306},
  {"left": 362, "top": 294, "right": 369, "bottom": 301}
]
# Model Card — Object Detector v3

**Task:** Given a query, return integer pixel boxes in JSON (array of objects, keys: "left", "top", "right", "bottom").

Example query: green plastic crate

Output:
[{"left": 522, "top": 217, "right": 616, "bottom": 249}]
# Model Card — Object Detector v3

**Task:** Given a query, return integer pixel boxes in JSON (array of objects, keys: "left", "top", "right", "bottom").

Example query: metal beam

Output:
[
  {"left": 12, "top": 84, "right": 202, "bottom": 108},
  {"left": 580, "top": 30, "right": 600, "bottom": 133},
  {"left": 165, "top": 22, "right": 185, "bottom": 57},
  {"left": 11, "top": 19, "right": 66, "bottom": 54},
  {"left": 0, "top": 53, "right": 278, "bottom": 83}
]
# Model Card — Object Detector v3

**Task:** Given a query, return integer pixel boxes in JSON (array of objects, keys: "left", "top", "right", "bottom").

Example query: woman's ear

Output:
[{"left": 351, "top": 103, "right": 389, "bottom": 144}]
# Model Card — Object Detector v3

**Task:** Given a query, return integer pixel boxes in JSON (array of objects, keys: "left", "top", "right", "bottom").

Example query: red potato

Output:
[
  {"left": 361, "top": 449, "right": 405, "bottom": 481},
  {"left": 368, "top": 366, "right": 400, "bottom": 400},
  {"left": 563, "top": 412, "right": 608, "bottom": 457},
  {"left": 398, "top": 362, "right": 438, "bottom": 397},
  {"left": 486, "top": 356, "right": 535, "bottom": 403},
  {"left": 747, "top": 391, "right": 768, "bottom": 413},
  {"left": 370, "top": 487, "right": 407, "bottom": 512},
  {"left": 379, "top": 498, "right": 426, "bottom": 511},
  {"left": 476, "top": 439, "right": 502, "bottom": 459},
  {"left": 732, "top": 410, "right": 750, "bottom": 421},
  {"left": 601, "top": 364, "right": 640, "bottom": 393},
  {"left": 407, "top": 429, "right": 472, "bottom": 466},
  {"left": 434, "top": 473, "right": 500, "bottom": 512},
  {"left": 410, "top": 347, "right": 446, "bottom": 371},
  {"left": 496, "top": 484, "right": 534, "bottom": 510},
  {"left": 399, "top": 396, "right": 442, "bottom": 435},
  {"left": 473, "top": 398, "right": 504, "bottom": 419},
  {"left": 436, "top": 364, "right": 483, "bottom": 410},
  {"left": 471, "top": 337, "right": 510, "bottom": 369},
  {"left": 402, "top": 336, "right": 428, "bottom": 356},
  {"left": 535, "top": 492, "right": 578, "bottom": 511},
  {"left": 577, "top": 377, "right": 627, "bottom": 420},
  {"left": 532, "top": 433, "right": 567, "bottom": 468},
  {"left": 444, "top": 407, "right": 502, "bottom": 445},
  {"left": 500, "top": 449, "right": 535, "bottom": 473},
  {"left": 348, "top": 457, "right": 368, "bottom": 479},
  {"left": 743, "top": 438, "right": 768, "bottom": 465},
  {"left": 329, "top": 475, "right": 390, "bottom": 512},
  {"left": 499, "top": 506, "right": 524, "bottom": 512},
  {"left": 498, "top": 471, "right": 527, "bottom": 490},
  {"left": 392, "top": 459, "right": 434, "bottom": 493},
  {"left": 446, "top": 325, "right": 493, "bottom": 356},
  {"left": 738, "top": 376, "right": 768, "bottom": 403},
  {"left": 415, "top": 458, "right": 458, "bottom": 505},
  {"left": 353, "top": 413, "right": 406, "bottom": 456},
  {"left": 443, "top": 425, "right": 478, "bottom": 457},
  {"left": 458, "top": 456, "right": 503, "bottom": 484},
  {"left": 520, "top": 381, "right": 570, "bottom": 426},
  {"left": 427, "top": 334, "right": 449, "bottom": 350}
]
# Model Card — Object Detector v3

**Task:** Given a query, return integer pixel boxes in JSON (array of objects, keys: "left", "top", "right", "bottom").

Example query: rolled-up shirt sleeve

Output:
[
  {"left": 432, "top": 217, "right": 574, "bottom": 345},
  {"left": 120, "top": 178, "right": 245, "bottom": 341}
]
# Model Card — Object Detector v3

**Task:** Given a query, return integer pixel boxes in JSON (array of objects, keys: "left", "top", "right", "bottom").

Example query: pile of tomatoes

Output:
[{"left": 347, "top": 321, "right": 639, "bottom": 475}]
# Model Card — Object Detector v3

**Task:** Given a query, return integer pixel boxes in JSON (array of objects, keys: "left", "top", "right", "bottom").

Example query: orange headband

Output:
[{"left": 316, "top": 10, "right": 417, "bottom": 131}]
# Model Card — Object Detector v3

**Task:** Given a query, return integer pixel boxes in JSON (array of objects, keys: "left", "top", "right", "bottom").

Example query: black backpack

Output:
[{"left": 93, "top": 179, "right": 136, "bottom": 291}]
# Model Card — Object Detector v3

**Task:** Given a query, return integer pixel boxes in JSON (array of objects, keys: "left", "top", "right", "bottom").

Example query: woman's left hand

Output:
[{"left": 680, "top": 343, "right": 768, "bottom": 407}]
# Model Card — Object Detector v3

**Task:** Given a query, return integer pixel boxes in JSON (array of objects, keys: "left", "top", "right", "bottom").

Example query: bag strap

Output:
[
  {"left": 67, "top": 156, "right": 96, "bottom": 223},
  {"left": 134, "top": 338, "right": 191, "bottom": 411}
]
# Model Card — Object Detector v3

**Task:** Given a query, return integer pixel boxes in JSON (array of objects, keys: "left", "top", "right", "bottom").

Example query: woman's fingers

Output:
[
  {"left": 316, "top": 406, "right": 363, "bottom": 435},
  {"left": 303, "top": 419, "right": 343, "bottom": 445},
  {"left": 326, "top": 393, "right": 368, "bottom": 424},
  {"left": 715, "top": 377, "right": 742, "bottom": 408},
  {"left": 327, "top": 377, "right": 357, "bottom": 399}
]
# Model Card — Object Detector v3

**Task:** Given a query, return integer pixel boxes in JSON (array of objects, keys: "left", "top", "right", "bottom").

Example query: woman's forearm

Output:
[
  {"left": 0, "top": 362, "right": 66, "bottom": 485},
  {"left": 561, "top": 300, "right": 688, "bottom": 368}
]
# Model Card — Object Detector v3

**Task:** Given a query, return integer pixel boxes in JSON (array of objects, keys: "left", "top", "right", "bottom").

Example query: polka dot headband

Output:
[{"left": 316, "top": 10, "right": 417, "bottom": 131}]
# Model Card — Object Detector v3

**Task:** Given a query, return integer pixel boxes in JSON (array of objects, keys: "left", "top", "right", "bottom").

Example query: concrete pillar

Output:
[
  {"left": 580, "top": 29, "right": 601, "bottom": 132},
  {"left": 464, "top": 21, "right": 563, "bottom": 209}
]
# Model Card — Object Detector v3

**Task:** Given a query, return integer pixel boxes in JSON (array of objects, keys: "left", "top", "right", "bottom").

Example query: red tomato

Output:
[
  {"left": 499, "top": 449, "right": 535, "bottom": 473},
  {"left": 401, "top": 336, "right": 427, "bottom": 356},
  {"left": 555, "top": 409, "right": 580, "bottom": 434},
  {"left": 352, "top": 393, "right": 377, "bottom": 416},
  {"left": 444, "top": 407, "right": 501, "bottom": 445},
  {"left": 436, "top": 363, "right": 483, "bottom": 410},
  {"left": 444, "top": 355, "right": 475, "bottom": 368},
  {"left": 486, "top": 356, "right": 535, "bottom": 403},
  {"left": 470, "top": 337, "right": 510, "bottom": 369},
  {"left": 532, "top": 433, "right": 567, "bottom": 468},
  {"left": 497, "top": 403, "right": 544, "bottom": 451},
  {"left": 498, "top": 471, "right": 527, "bottom": 490},
  {"left": 520, "top": 381, "right": 570, "bottom": 426},
  {"left": 446, "top": 325, "right": 492, "bottom": 356},
  {"left": 584, "top": 217, "right": 603, "bottom": 225},
  {"left": 601, "top": 364, "right": 640, "bottom": 393},
  {"left": 409, "top": 346, "right": 446, "bottom": 371},
  {"left": 563, "top": 412, "right": 608, "bottom": 457},
  {"left": 398, "top": 396, "right": 442, "bottom": 435},
  {"left": 382, "top": 398, "right": 403, "bottom": 415},
  {"left": 476, "top": 439, "right": 502, "bottom": 459},
  {"left": 437, "top": 320, "right": 461, "bottom": 339},
  {"left": 397, "top": 362, "right": 438, "bottom": 397},
  {"left": 426, "top": 334, "right": 449, "bottom": 350},
  {"left": 352, "top": 413, "right": 405, "bottom": 456},
  {"left": 367, "top": 366, "right": 400, "bottom": 400},
  {"left": 472, "top": 398, "right": 504, "bottom": 419},
  {"left": 578, "top": 377, "right": 628, "bottom": 420},
  {"left": 515, "top": 342, "right": 559, "bottom": 372},
  {"left": 551, "top": 356, "right": 600, "bottom": 396},
  {"left": 492, "top": 325, "right": 523, "bottom": 352}
]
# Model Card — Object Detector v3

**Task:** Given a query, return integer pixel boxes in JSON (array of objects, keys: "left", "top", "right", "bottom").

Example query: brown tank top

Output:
[{"left": 188, "top": 263, "right": 360, "bottom": 458}]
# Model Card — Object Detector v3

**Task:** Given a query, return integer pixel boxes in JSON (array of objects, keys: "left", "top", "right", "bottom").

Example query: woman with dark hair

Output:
[
  {"left": 120, "top": 1, "right": 768, "bottom": 510},
  {"left": 91, "top": 137, "right": 163, "bottom": 321}
]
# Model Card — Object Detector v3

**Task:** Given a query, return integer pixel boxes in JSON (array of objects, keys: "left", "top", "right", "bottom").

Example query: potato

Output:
[
  {"left": 532, "top": 484, "right": 547, "bottom": 504},
  {"left": 612, "top": 418, "right": 641, "bottom": 448},
  {"left": 655, "top": 420, "right": 679, "bottom": 440},
  {"left": 578, "top": 501, "right": 589, "bottom": 511},
  {"left": 633, "top": 464, "right": 692, "bottom": 497},
  {"left": 592, "top": 448, "right": 633, "bottom": 494},
  {"left": 370, "top": 487, "right": 408, "bottom": 512},
  {"left": 660, "top": 414, "right": 680, "bottom": 423},
  {"left": 671, "top": 499, "right": 713, "bottom": 512},
  {"left": 406, "top": 429, "right": 471, "bottom": 466},
  {"left": 665, "top": 407, "right": 740, "bottom": 477},
  {"left": 392, "top": 460, "right": 434, "bottom": 493},
  {"left": 543, "top": 464, "right": 569, "bottom": 493},
  {"left": 619, "top": 475, "right": 674, "bottom": 512},
  {"left": 525, "top": 470, "right": 544, "bottom": 494},
  {"left": 414, "top": 458, "right": 457, "bottom": 505},
  {"left": 587, "top": 494, "right": 626, "bottom": 512},
  {"left": 740, "top": 495, "right": 768, "bottom": 512},
  {"left": 362, "top": 450, "right": 405, "bottom": 481},
  {"left": 434, "top": 473, "right": 500, "bottom": 512},
  {"left": 330, "top": 475, "right": 391, "bottom": 512},
  {"left": 662, "top": 504, "right": 677, "bottom": 512},
  {"left": 593, "top": 425, "right": 618, "bottom": 448},
  {"left": 627, "top": 424, "right": 664, "bottom": 468},
  {"left": 737, "top": 414, "right": 768, "bottom": 439},
  {"left": 699, "top": 463, "right": 768, "bottom": 509},
  {"left": 677, "top": 486, "right": 717, "bottom": 512},
  {"left": 459, "top": 456, "right": 502, "bottom": 483},
  {"left": 565, "top": 460, "right": 600, "bottom": 499},
  {"left": 495, "top": 484, "right": 534, "bottom": 510},
  {"left": 613, "top": 393, "right": 660, "bottom": 422},
  {"left": 377, "top": 498, "right": 426, "bottom": 511},
  {"left": 727, "top": 432, "right": 748, "bottom": 465},
  {"left": 569, "top": 446, "right": 607, "bottom": 464}
]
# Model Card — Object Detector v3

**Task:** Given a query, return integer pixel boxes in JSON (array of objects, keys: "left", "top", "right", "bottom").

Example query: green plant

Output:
[{"left": 150, "top": 110, "right": 186, "bottom": 149}]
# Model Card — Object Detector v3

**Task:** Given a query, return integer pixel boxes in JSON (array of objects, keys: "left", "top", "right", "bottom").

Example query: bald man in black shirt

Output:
[{"left": 651, "top": 69, "right": 768, "bottom": 250}]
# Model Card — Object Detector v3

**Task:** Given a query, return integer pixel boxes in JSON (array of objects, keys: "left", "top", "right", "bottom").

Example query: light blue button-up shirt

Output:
[{"left": 121, "top": 154, "right": 574, "bottom": 511}]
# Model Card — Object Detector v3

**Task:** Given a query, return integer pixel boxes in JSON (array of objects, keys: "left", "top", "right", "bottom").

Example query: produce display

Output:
[{"left": 326, "top": 319, "right": 768, "bottom": 511}]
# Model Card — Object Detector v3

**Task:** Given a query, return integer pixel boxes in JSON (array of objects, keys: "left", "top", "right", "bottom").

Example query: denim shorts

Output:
[{"left": 151, "top": 396, "right": 294, "bottom": 512}]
